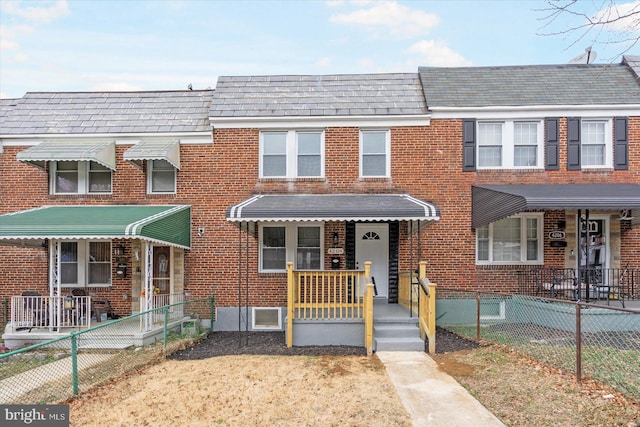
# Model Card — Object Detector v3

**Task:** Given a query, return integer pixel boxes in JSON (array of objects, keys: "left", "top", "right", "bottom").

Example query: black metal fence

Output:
[
  {"left": 517, "top": 267, "right": 640, "bottom": 307},
  {"left": 436, "top": 288, "right": 640, "bottom": 401}
]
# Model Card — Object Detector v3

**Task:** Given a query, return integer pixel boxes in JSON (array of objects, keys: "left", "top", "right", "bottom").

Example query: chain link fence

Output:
[
  {"left": 0, "top": 295, "right": 214, "bottom": 404},
  {"left": 436, "top": 289, "right": 640, "bottom": 400}
]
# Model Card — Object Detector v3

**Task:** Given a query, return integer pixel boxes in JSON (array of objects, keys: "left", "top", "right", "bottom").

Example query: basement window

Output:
[
  {"left": 252, "top": 308, "right": 282, "bottom": 330},
  {"left": 479, "top": 299, "right": 506, "bottom": 321}
]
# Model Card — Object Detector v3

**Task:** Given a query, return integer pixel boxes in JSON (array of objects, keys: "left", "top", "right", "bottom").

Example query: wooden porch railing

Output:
[
  {"left": 10, "top": 295, "right": 92, "bottom": 331},
  {"left": 286, "top": 262, "right": 371, "bottom": 348},
  {"left": 398, "top": 261, "right": 437, "bottom": 354}
]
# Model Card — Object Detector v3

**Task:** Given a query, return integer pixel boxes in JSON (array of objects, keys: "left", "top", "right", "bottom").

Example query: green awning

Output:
[
  {"left": 123, "top": 140, "right": 181, "bottom": 169},
  {"left": 16, "top": 141, "right": 116, "bottom": 170},
  {"left": 0, "top": 205, "right": 191, "bottom": 248}
]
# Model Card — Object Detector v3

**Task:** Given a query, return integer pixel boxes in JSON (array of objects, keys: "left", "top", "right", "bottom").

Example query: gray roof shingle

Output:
[
  {"left": 623, "top": 55, "right": 640, "bottom": 80},
  {"left": 418, "top": 63, "right": 640, "bottom": 108},
  {"left": 209, "top": 73, "right": 427, "bottom": 118},
  {"left": 0, "top": 90, "right": 214, "bottom": 136}
]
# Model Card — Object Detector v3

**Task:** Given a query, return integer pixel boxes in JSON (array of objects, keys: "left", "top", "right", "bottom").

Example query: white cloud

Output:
[
  {"left": 325, "top": 0, "right": 345, "bottom": 7},
  {"left": 594, "top": 0, "right": 640, "bottom": 34},
  {"left": 358, "top": 58, "right": 374, "bottom": 68},
  {"left": 330, "top": 1, "right": 439, "bottom": 39},
  {"left": 404, "top": 40, "right": 471, "bottom": 67},
  {"left": 2, "top": 0, "right": 70, "bottom": 25},
  {"left": 316, "top": 57, "right": 332, "bottom": 67}
]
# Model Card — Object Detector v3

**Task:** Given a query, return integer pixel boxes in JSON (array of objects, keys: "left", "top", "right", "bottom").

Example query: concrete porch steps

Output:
[{"left": 374, "top": 314, "right": 424, "bottom": 352}]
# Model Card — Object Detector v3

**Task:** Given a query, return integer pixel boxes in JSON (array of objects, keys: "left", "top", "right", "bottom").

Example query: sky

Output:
[{"left": 1, "top": 0, "right": 639, "bottom": 99}]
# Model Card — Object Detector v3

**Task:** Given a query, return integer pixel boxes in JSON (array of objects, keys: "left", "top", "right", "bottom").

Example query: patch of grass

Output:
[{"left": 0, "top": 353, "right": 59, "bottom": 380}]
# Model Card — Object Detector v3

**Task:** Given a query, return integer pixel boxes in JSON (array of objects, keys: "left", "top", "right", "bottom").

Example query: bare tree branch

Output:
[{"left": 536, "top": 0, "right": 640, "bottom": 59}]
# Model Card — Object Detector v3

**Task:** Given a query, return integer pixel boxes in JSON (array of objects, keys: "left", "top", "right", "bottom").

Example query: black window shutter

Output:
[
  {"left": 545, "top": 117, "right": 559, "bottom": 170},
  {"left": 462, "top": 119, "right": 476, "bottom": 171},
  {"left": 567, "top": 117, "right": 581, "bottom": 170},
  {"left": 614, "top": 116, "right": 629, "bottom": 170}
]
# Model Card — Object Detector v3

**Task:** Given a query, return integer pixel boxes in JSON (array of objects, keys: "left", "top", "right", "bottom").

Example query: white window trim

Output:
[
  {"left": 580, "top": 118, "right": 613, "bottom": 169},
  {"left": 58, "top": 240, "right": 112, "bottom": 288},
  {"left": 50, "top": 161, "right": 113, "bottom": 195},
  {"left": 147, "top": 160, "right": 177, "bottom": 194},
  {"left": 476, "top": 120, "right": 544, "bottom": 170},
  {"left": 359, "top": 129, "right": 391, "bottom": 178},
  {"left": 479, "top": 300, "right": 506, "bottom": 320},
  {"left": 258, "top": 222, "right": 324, "bottom": 273},
  {"left": 259, "top": 130, "right": 325, "bottom": 179},
  {"left": 252, "top": 307, "right": 282, "bottom": 330},
  {"left": 476, "top": 213, "right": 544, "bottom": 265}
]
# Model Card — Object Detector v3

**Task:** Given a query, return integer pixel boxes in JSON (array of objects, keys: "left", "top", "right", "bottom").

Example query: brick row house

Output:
[{"left": 1, "top": 57, "right": 639, "bottom": 349}]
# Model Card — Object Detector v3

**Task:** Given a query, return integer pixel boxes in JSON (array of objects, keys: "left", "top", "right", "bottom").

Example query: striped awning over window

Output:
[
  {"left": 227, "top": 194, "right": 440, "bottom": 223},
  {"left": 16, "top": 141, "right": 116, "bottom": 170},
  {"left": 123, "top": 140, "right": 181, "bottom": 169},
  {"left": 0, "top": 205, "right": 191, "bottom": 248}
]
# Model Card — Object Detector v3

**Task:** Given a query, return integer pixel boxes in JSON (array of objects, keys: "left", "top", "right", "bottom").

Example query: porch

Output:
[
  {"left": 517, "top": 267, "right": 640, "bottom": 308},
  {"left": 285, "top": 261, "right": 437, "bottom": 354},
  {"left": 2, "top": 293, "right": 190, "bottom": 349}
]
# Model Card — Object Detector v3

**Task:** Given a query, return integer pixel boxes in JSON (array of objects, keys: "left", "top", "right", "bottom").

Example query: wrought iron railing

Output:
[
  {"left": 518, "top": 267, "right": 639, "bottom": 307},
  {"left": 9, "top": 295, "right": 92, "bottom": 332}
]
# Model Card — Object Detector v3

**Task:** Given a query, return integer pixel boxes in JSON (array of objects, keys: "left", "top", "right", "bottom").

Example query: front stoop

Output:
[{"left": 374, "top": 317, "right": 424, "bottom": 352}]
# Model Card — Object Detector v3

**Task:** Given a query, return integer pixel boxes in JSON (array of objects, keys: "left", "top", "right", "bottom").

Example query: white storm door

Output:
[{"left": 355, "top": 223, "right": 389, "bottom": 297}]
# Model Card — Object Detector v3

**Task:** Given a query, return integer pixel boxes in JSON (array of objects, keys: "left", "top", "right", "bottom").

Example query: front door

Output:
[
  {"left": 356, "top": 223, "right": 389, "bottom": 298},
  {"left": 153, "top": 246, "right": 171, "bottom": 295},
  {"left": 576, "top": 215, "right": 609, "bottom": 286}
]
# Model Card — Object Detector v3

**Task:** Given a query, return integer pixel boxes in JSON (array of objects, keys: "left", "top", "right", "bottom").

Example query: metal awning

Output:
[
  {"left": 227, "top": 194, "right": 440, "bottom": 223},
  {"left": 16, "top": 141, "right": 116, "bottom": 170},
  {"left": 472, "top": 184, "right": 640, "bottom": 228},
  {"left": 123, "top": 140, "right": 181, "bottom": 169},
  {"left": 0, "top": 205, "right": 191, "bottom": 248}
]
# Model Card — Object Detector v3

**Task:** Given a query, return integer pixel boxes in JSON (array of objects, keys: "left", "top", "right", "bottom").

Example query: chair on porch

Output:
[{"left": 20, "top": 290, "right": 48, "bottom": 332}]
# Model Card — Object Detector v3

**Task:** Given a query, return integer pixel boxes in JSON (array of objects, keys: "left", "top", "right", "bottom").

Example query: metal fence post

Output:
[
  {"left": 576, "top": 303, "right": 582, "bottom": 384},
  {"left": 71, "top": 331, "right": 79, "bottom": 396},
  {"left": 476, "top": 292, "right": 481, "bottom": 342},
  {"left": 163, "top": 306, "right": 169, "bottom": 353},
  {"left": 2, "top": 299, "right": 7, "bottom": 332}
]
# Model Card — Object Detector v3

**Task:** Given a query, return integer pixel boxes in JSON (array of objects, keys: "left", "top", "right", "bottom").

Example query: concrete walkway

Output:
[
  {"left": 0, "top": 354, "right": 114, "bottom": 404},
  {"left": 377, "top": 351, "right": 505, "bottom": 427}
]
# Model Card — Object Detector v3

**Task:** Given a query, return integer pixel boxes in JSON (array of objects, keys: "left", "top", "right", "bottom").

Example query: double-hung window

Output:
[
  {"left": 148, "top": 159, "right": 176, "bottom": 193},
  {"left": 581, "top": 120, "right": 609, "bottom": 167},
  {"left": 60, "top": 241, "right": 111, "bottom": 287},
  {"left": 260, "top": 131, "right": 324, "bottom": 178},
  {"left": 360, "top": 130, "right": 390, "bottom": 177},
  {"left": 259, "top": 223, "right": 323, "bottom": 272},
  {"left": 477, "top": 121, "right": 542, "bottom": 169},
  {"left": 51, "top": 161, "right": 112, "bottom": 194},
  {"left": 476, "top": 214, "right": 543, "bottom": 264}
]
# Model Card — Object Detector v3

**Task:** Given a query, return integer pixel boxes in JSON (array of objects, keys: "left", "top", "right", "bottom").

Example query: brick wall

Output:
[{"left": 1, "top": 115, "right": 639, "bottom": 311}]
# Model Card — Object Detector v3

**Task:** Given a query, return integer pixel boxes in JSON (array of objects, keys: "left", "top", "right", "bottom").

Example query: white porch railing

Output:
[
  {"left": 10, "top": 295, "right": 92, "bottom": 331},
  {"left": 139, "top": 293, "right": 186, "bottom": 328}
]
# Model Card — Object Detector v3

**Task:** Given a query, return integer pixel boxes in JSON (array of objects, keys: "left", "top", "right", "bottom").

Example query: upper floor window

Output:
[
  {"left": 260, "top": 130, "right": 324, "bottom": 178},
  {"left": 477, "top": 121, "right": 542, "bottom": 169},
  {"left": 259, "top": 223, "right": 323, "bottom": 272},
  {"left": 360, "top": 130, "right": 390, "bottom": 177},
  {"left": 581, "top": 120, "right": 609, "bottom": 167},
  {"left": 60, "top": 240, "right": 111, "bottom": 287},
  {"left": 148, "top": 159, "right": 176, "bottom": 193},
  {"left": 476, "top": 213, "right": 543, "bottom": 265},
  {"left": 51, "top": 161, "right": 112, "bottom": 194}
]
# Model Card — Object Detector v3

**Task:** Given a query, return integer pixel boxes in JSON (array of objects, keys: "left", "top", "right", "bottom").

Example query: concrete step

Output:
[
  {"left": 374, "top": 317, "right": 419, "bottom": 326},
  {"left": 375, "top": 336, "right": 425, "bottom": 352},
  {"left": 374, "top": 324, "right": 420, "bottom": 339}
]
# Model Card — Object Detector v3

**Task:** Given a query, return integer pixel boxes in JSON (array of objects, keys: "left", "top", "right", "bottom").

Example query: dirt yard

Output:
[{"left": 67, "top": 330, "right": 640, "bottom": 426}]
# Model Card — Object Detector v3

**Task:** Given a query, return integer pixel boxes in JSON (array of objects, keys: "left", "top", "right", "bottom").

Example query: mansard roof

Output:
[
  {"left": 418, "top": 62, "right": 640, "bottom": 108},
  {"left": 0, "top": 90, "right": 214, "bottom": 136},
  {"left": 209, "top": 73, "right": 428, "bottom": 118}
]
